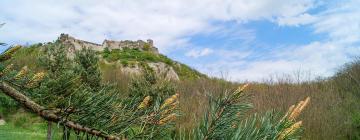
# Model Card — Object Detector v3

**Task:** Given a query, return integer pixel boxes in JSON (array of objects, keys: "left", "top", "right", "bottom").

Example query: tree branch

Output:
[{"left": 0, "top": 81, "right": 120, "bottom": 140}]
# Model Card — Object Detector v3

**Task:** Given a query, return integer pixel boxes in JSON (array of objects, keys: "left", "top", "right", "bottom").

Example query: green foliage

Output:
[
  {"left": 173, "top": 63, "right": 207, "bottom": 80},
  {"left": 39, "top": 42, "right": 72, "bottom": 75},
  {"left": 102, "top": 47, "right": 110, "bottom": 58},
  {"left": 104, "top": 48, "right": 161, "bottom": 62},
  {"left": 0, "top": 41, "right": 310, "bottom": 140},
  {"left": 143, "top": 43, "right": 151, "bottom": 51},
  {"left": 74, "top": 47, "right": 102, "bottom": 91},
  {"left": 178, "top": 87, "right": 304, "bottom": 140},
  {"left": 332, "top": 58, "right": 360, "bottom": 139},
  {"left": 102, "top": 48, "right": 206, "bottom": 80},
  {"left": 0, "top": 91, "right": 19, "bottom": 117},
  {"left": 0, "top": 42, "right": 179, "bottom": 139},
  {"left": 4, "top": 44, "right": 42, "bottom": 69},
  {"left": 351, "top": 112, "right": 360, "bottom": 139},
  {"left": 34, "top": 42, "right": 79, "bottom": 108},
  {"left": 121, "top": 60, "right": 129, "bottom": 66},
  {"left": 128, "top": 68, "right": 176, "bottom": 106}
]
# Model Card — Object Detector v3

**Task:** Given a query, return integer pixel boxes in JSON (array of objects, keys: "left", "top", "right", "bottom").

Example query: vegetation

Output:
[
  {"left": 0, "top": 44, "right": 308, "bottom": 139},
  {"left": 102, "top": 47, "right": 206, "bottom": 80},
  {"left": 0, "top": 40, "right": 359, "bottom": 139}
]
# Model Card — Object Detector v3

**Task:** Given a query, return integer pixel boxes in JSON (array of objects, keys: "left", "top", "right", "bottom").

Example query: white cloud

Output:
[
  {"left": 0, "top": 0, "right": 315, "bottom": 51},
  {"left": 313, "top": 0, "right": 360, "bottom": 44},
  {"left": 186, "top": 48, "right": 213, "bottom": 58},
  {"left": 188, "top": 0, "right": 360, "bottom": 81},
  {"left": 277, "top": 13, "right": 317, "bottom": 26}
]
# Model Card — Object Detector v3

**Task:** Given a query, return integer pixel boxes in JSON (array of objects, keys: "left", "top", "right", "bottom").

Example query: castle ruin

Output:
[{"left": 59, "top": 34, "right": 159, "bottom": 54}]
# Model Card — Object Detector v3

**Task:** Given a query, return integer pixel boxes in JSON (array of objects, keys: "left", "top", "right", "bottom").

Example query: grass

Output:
[
  {"left": 0, "top": 123, "right": 47, "bottom": 140},
  {"left": 0, "top": 110, "right": 63, "bottom": 140}
]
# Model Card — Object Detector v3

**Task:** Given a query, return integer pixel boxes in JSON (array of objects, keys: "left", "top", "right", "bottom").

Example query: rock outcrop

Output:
[{"left": 148, "top": 62, "right": 179, "bottom": 80}]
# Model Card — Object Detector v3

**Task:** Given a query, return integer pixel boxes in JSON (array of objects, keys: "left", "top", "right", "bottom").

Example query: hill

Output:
[{"left": 5, "top": 34, "right": 206, "bottom": 82}]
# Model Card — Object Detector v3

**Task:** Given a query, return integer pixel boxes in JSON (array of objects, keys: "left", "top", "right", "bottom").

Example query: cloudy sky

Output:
[{"left": 1, "top": 0, "right": 360, "bottom": 81}]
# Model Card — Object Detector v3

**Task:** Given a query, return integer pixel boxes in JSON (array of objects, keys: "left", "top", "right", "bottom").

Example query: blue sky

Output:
[{"left": 1, "top": 0, "right": 360, "bottom": 81}]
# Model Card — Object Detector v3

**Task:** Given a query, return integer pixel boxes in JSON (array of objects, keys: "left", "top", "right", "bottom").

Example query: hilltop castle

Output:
[{"left": 59, "top": 34, "right": 159, "bottom": 54}]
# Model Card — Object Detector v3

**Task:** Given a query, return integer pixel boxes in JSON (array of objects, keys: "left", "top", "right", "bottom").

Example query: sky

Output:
[{"left": 1, "top": 0, "right": 360, "bottom": 81}]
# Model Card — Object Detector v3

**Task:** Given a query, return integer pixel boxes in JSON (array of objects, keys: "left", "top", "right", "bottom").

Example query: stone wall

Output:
[{"left": 59, "top": 34, "right": 159, "bottom": 54}]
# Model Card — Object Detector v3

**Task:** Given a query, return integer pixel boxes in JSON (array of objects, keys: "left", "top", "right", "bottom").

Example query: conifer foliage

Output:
[
  {"left": 75, "top": 47, "right": 102, "bottom": 91},
  {"left": 0, "top": 42, "right": 309, "bottom": 140}
]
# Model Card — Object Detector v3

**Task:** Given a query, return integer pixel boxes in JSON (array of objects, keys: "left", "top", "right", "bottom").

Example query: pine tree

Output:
[
  {"left": 0, "top": 44, "right": 179, "bottom": 139},
  {"left": 74, "top": 47, "right": 102, "bottom": 91}
]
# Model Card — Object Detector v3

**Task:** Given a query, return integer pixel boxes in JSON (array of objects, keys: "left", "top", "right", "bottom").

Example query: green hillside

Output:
[{"left": 5, "top": 43, "right": 206, "bottom": 81}]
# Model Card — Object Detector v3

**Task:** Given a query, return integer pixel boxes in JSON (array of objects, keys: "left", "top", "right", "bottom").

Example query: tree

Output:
[
  {"left": 75, "top": 47, "right": 102, "bottom": 91},
  {"left": 0, "top": 43, "right": 179, "bottom": 139}
]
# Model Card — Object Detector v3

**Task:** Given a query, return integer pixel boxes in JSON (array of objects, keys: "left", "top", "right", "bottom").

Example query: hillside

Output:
[{"left": 5, "top": 34, "right": 206, "bottom": 81}]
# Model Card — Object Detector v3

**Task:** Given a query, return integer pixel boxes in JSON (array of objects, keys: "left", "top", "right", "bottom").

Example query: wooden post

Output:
[{"left": 47, "top": 121, "right": 52, "bottom": 140}]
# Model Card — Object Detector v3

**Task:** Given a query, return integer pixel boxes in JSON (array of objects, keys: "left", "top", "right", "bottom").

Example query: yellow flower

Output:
[
  {"left": 1, "top": 64, "right": 14, "bottom": 77},
  {"left": 160, "top": 93, "right": 179, "bottom": 109},
  {"left": 234, "top": 83, "right": 250, "bottom": 97},
  {"left": 278, "top": 121, "right": 303, "bottom": 140},
  {"left": 2, "top": 64, "right": 14, "bottom": 73},
  {"left": 15, "top": 66, "right": 28, "bottom": 80},
  {"left": 26, "top": 72, "right": 46, "bottom": 88},
  {"left": 6, "top": 45, "right": 22, "bottom": 54},
  {"left": 280, "top": 105, "right": 295, "bottom": 122},
  {"left": 288, "top": 97, "right": 310, "bottom": 120},
  {"left": 239, "top": 83, "right": 249, "bottom": 92},
  {"left": 158, "top": 113, "right": 176, "bottom": 125},
  {"left": 1, "top": 45, "right": 22, "bottom": 60},
  {"left": 161, "top": 101, "right": 179, "bottom": 115},
  {"left": 138, "top": 96, "right": 151, "bottom": 109}
]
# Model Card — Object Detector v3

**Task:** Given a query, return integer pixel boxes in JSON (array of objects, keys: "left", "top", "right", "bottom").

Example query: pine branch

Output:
[{"left": 0, "top": 81, "right": 120, "bottom": 140}]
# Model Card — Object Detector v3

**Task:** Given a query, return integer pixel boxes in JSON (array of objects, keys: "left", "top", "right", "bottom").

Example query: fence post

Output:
[{"left": 47, "top": 121, "right": 52, "bottom": 140}]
